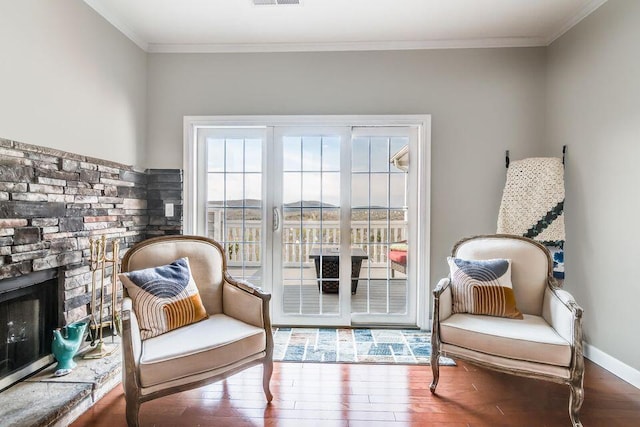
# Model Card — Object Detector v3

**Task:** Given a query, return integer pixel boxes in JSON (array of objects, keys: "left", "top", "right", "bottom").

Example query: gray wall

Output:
[
  {"left": 2, "top": 0, "right": 636, "bottom": 375},
  {"left": 547, "top": 0, "right": 640, "bottom": 371},
  {"left": 0, "top": 0, "right": 147, "bottom": 166},
  {"left": 147, "top": 48, "right": 547, "bottom": 283}
]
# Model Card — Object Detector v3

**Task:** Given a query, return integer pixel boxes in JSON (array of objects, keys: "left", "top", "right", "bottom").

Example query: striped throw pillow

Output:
[
  {"left": 448, "top": 257, "right": 523, "bottom": 319},
  {"left": 120, "top": 257, "right": 208, "bottom": 339}
]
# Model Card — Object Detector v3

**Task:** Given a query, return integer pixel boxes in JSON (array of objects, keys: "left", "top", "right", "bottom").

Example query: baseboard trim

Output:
[{"left": 584, "top": 342, "right": 640, "bottom": 389}]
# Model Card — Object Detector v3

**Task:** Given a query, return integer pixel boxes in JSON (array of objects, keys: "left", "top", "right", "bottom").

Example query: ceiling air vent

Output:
[{"left": 253, "top": 0, "right": 300, "bottom": 5}]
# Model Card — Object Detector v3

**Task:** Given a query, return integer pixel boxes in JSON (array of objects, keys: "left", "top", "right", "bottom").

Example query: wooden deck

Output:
[
  {"left": 229, "top": 266, "right": 409, "bottom": 316},
  {"left": 282, "top": 280, "right": 408, "bottom": 315}
]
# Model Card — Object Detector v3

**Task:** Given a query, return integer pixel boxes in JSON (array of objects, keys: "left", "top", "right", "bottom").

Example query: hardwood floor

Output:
[{"left": 71, "top": 359, "right": 640, "bottom": 427}]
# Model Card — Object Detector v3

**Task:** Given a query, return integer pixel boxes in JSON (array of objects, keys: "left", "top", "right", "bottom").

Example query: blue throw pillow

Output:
[
  {"left": 120, "top": 257, "right": 208, "bottom": 339},
  {"left": 448, "top": 257, "right": 523, "bottom": 319}
]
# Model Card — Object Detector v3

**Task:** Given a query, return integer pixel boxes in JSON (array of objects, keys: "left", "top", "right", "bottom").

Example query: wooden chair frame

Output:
[
  {"left": 120, "top": 235, "right": 273, "bottom": 426},
  {"left": 430, "top": 234, "right": 584, "bottom": 427}
]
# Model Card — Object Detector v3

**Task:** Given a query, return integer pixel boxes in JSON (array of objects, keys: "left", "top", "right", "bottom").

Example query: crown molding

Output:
[
  {"left": 83, "top": 0, "right": 148, "bottom": 51},
  {"left": 546, "top": 0, "right": 608, "bottom": 45},
  {"left": 147, "top": 37, "right": 547, "bottom": 54}
]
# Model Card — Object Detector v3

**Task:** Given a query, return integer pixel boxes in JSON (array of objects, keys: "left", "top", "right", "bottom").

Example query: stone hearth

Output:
[{"left": 1, "top": 338, "right": 121, "bottom": 427}]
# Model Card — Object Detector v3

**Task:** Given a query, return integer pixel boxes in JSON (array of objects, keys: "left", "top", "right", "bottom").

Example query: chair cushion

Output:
[
  {"left": 389, "top": 250, "right": 407, "bottom": 265},
  {"left": 389, "top": 242, "right": 408, "bottom": 252},
  {"left": 440, "top": 313, "right": 571, "bottom": 367},
  {"left": 448, "top": 257, "right": 523, "bottom": 319},
  {"left": 120, "top": 257, "right": 208, "bottom": 340},
  {"left": 139, "top": 314, "right": 266, "bottom": 387}
]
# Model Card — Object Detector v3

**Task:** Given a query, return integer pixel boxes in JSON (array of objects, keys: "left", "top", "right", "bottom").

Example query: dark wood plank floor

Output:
[{"left": 71, "top": 359, "right": 640, "bottom": 427}]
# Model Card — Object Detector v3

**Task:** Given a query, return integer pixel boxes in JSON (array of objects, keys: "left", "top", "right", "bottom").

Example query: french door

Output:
[
  {"left": 272, "top": 127, "right": 352, "bottom": 326},
  {"left": 186, "top": 116, "right": 428, "bottom": 328}
]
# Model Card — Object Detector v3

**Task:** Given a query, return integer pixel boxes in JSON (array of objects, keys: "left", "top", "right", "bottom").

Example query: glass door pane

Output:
[
  {"left": 273, "top": 127, "right": 351, "bottom": 326},
  {"left": 201, "top": 130, "right": 265, "bottom": 286},
  {"left": 350, "top": 128, "right": 415, "bottom": 325}
]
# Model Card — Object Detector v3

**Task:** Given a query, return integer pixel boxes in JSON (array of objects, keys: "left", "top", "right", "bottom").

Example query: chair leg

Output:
[
  {"left": 263, "top": 359, "right": 274, "bottom": 402},
  {"left": 430, "top": 340, "right": 440, "bottom": 393},
  {"left": 125, "top": 398, "right": 140, "bottom": 427},
  {"left": 569, "top": 377, "right": 584, "bottom": 427}
]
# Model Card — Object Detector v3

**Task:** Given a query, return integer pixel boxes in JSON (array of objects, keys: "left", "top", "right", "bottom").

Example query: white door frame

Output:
[{"left": 183, "top": 115, "right": 431, "bottom": 329}]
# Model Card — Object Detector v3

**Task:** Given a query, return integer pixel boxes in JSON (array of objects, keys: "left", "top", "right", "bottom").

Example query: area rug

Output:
[{"left": 273, "top": 328, "right": 455, "bottom": 366}]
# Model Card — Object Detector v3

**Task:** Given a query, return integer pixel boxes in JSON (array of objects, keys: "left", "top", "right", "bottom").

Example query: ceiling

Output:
[{"left": 83, "top": 0, "right": 607, "bottom": 53}]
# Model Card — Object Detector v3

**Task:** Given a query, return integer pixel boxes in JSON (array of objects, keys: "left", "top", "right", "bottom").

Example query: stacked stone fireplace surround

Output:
[
  {"left": 0, "top": 138, "right": 185, "bottom": 424},
  {"left": 0, "top": 137, "right": 183, "bottom": 331}
]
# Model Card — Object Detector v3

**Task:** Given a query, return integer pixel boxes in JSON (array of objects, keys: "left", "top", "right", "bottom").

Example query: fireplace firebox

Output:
[{"left": 0, "top": 270, "right": 59, "bottom": 391}]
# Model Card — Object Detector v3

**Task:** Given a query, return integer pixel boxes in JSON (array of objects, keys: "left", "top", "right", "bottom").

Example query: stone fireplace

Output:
[{"left": 0, "top": 138, "right": 183, "bottom": 394}]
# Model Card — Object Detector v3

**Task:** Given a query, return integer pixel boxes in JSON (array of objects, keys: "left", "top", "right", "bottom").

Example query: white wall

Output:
[
  {"left": 0, "top": 0, "right": 146, "bottom": 166},
  {"left": 147, "top": 48, "right": 547, "bottom": 282},
  {"left": 547, "top": 0, "right": 640, "bottom": 371}
]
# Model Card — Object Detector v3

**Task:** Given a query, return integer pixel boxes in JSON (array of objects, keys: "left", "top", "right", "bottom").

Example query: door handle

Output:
[{"left": 273, "top": 207, "right": 281, "bottom": 232}]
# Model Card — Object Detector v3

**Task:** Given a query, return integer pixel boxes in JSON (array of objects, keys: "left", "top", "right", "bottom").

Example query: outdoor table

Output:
[{"left": 308, "top": 247, "right": 368, "bottom": 294}]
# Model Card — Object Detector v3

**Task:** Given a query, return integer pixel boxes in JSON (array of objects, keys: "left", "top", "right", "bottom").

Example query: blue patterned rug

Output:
[{"left": 273, "top": 328, "right": 455, "bottom": 365}]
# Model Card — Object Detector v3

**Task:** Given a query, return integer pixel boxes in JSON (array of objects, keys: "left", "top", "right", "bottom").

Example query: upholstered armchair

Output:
[
  {"left": 430, "top": 235, "right": 584, "bottom": 427},
  {"left": 120, "top": 235, "right": 273, "bottom": 427}
]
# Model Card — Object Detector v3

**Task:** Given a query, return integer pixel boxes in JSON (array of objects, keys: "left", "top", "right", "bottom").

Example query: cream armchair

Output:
[
  {"left": 120, "top": 235, "right": 273, "bottom": 427},
  {"left": 430, "top": 235, "right": 584, "bottom": 427}
]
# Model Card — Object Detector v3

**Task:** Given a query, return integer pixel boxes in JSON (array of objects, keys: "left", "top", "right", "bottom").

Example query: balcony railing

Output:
[{"left": 207, "top": 209, "right": 407, "bottom": 267}]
